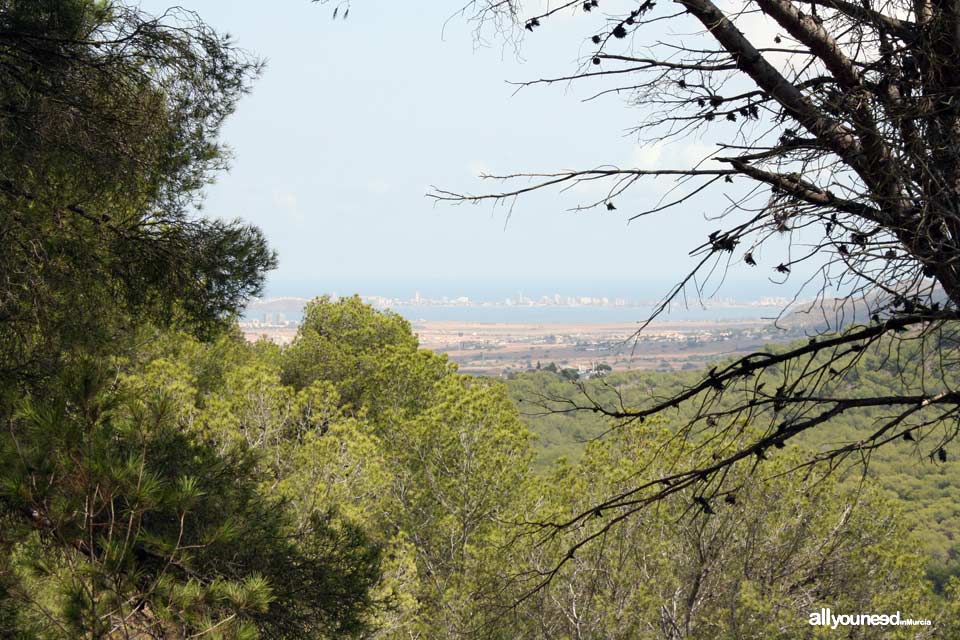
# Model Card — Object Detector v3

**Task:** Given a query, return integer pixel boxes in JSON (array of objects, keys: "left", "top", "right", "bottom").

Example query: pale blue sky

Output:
[{"left": 139, "top": 0, "right": 792, "bottom": 300}]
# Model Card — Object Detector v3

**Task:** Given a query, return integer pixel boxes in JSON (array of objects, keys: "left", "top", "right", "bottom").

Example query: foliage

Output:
[
  {"left": 29, "top": 296, "right": 538, "bottom": 638},
  {"left": 431, "top": 0, "right": 960, "bottom": 547},
  {"left": 6, "top": 285, "right": 949, "bottom": 636},
  {"left": 508, "top": 424, "right": 940, "bottom": 639},
  {"left": 0, "top": 1, "right": 287, "bottom": 636},
  {"left": 282, "top": 295, "right": 426, "bottom": 408},
  {"left": 278, "top": 297, "right": 536, "bottom": 637},
  {"left": 505, "top": 333, "right": 960, "bottom": 595},
  {"left": 135, "top": 300, "right": 954, "bottom": 637},
  {"left": 0, "top": 0, "right": 275, "bottom": 394},
  {"left": 3, "top": 0, "right": 955, "bottom": 635},
  {"left": 0, "top": 358, "right": 380, "bottom": 638}
]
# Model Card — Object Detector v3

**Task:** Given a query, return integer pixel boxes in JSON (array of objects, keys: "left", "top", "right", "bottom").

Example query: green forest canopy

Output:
[
  {"left": 506, "top": 356, "right": 960, "bottom": 593},
  {"left": 1, "top": 0, "right": 959, "bottom": 637},
  {"left": 5, "top": 292, "right": 957, "bottom": 637}
]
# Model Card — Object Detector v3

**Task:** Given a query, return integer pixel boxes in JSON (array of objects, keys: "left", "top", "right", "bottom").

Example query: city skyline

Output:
[{"left": 246, "top": 289, "right": 798, "bottom": 311}]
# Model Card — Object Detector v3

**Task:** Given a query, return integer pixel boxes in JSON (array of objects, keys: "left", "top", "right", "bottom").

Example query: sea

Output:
[{"left": 244, "top": 301, "right": 783, "bottom": 325}]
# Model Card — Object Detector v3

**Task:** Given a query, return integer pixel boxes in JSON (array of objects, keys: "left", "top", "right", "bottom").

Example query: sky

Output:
[{"left": 137, "top": 0, "right": 795, "bottom": 301}]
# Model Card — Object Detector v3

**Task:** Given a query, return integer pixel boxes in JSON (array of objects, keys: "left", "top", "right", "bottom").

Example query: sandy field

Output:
[{"left": 239, "top": 317, "right": 798, "bottom": 376}]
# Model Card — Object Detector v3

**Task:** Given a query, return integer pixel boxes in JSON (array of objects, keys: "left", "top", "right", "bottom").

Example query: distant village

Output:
[{"left": 418, "top": 321, "right": 810, "bottom": 376}]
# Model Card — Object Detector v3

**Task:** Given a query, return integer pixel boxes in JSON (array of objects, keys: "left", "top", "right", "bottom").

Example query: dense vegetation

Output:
[
  {"left": 7, "top": 294, "right": 955, "bottom": 637},
  {"left": 1, "top": 1, "right": 957, "bottom": 637},
  {"left": 505, "top": 334, "right": 960, "bottom": 594}
]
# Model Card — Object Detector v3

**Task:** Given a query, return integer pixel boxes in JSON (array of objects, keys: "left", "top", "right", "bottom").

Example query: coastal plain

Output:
[{"left": 243, "top": 317, "right": 809, "bottom": 375}]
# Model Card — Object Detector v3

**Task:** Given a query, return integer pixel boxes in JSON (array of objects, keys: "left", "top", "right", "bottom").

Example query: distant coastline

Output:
[{"left": 242, "top": 294, "right": 797, "bottom": 325}]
